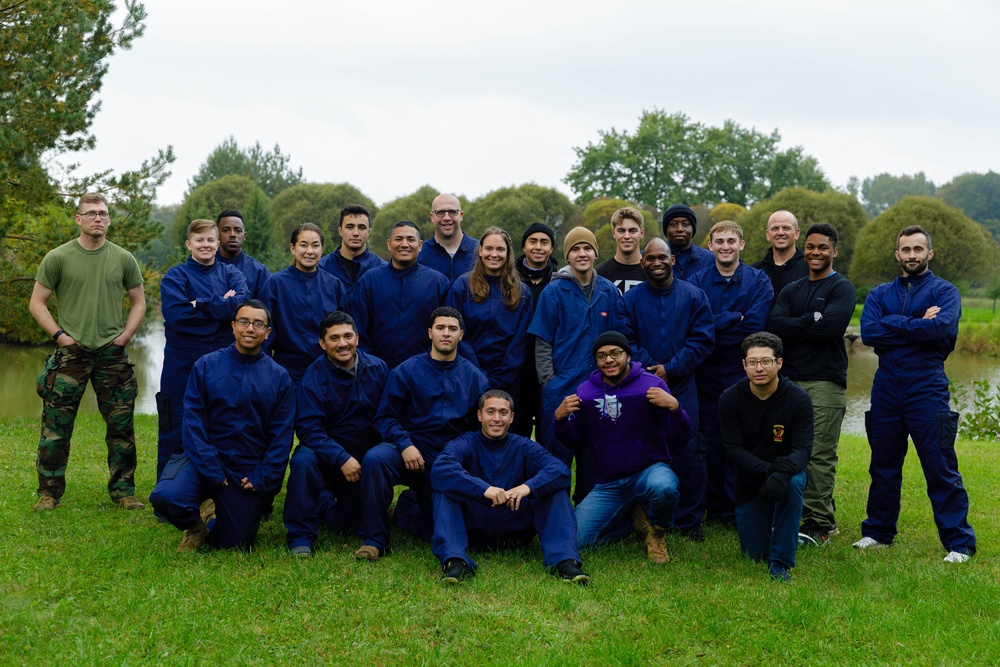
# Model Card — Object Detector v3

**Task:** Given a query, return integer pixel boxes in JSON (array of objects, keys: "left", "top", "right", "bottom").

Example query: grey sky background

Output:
[{"left": 66, "top": 0, "right": 1000, "bottom": 207}]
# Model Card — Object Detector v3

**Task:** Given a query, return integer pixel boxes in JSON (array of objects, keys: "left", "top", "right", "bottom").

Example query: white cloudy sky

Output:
[{"left": 69, "top": 0, "right": 999, "bottom": 207}]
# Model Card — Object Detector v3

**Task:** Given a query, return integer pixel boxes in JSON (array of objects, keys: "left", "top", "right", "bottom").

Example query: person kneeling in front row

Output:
[{"left": 150, "top": 300, "right": 295, "bottom": 552}]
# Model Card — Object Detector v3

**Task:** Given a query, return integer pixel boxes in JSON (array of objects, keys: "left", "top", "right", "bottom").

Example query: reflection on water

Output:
[
  {"left": 2, "top": 330, "right": 999, "bottom": 434},
  {"left": 0, "top": 319, "right": 165, "bottom": 419}
]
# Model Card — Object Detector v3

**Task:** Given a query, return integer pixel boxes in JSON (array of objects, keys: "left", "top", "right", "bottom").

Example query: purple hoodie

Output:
[{"left": 556, "top": 361, "right": 690, "bottom": 484}]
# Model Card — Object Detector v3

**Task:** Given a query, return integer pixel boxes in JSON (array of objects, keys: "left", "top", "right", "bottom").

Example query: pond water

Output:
[{"left": 2, "top": 326, "right": 999, "bottom": 435}]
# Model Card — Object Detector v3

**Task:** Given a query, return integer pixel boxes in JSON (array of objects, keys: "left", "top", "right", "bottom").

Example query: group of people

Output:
[{"left": 29, "top": 191, "right": 977, "bottom": 585}]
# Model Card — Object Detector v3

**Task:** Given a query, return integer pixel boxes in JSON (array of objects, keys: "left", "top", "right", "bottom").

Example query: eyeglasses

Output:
[
  {"left": 234, "top": 318, "right": 268, "bottom": 330},
  {"left": 79, "top": 211, "right": 110, "bottom": 220},
  {"left": 431, "top": 209, "right": 461, "bottom": 218},
  {"left": 596, "top": 348, "right": 626, "bottom": 362},
  {"left": 745, "top": 358, "right": 777, "bottom": 369}
]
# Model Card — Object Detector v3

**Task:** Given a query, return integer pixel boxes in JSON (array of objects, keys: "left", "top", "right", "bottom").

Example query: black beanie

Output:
[
  {"left": 521, "top": 222, "right": 556, "bottom": 248},
  {"left": 592, "top": 331, "right": 632, "bottom": 359},
  {"left": 661, "top": 204, "right": 698, "bottom": 236}
]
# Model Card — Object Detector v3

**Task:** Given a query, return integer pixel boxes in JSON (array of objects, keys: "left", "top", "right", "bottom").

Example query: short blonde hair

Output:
[
  {"left": 610, "top": 207, "right": 644, "bottom": 229},
  {"left": 708, "top": 220, "right": 744, "bottom": 243},
  {"left": 187, "top": 219, "right": 218, "bottom": 238}
]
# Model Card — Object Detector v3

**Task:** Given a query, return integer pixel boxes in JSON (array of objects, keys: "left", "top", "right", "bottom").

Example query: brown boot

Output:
[
  {"left": 646, "top": 525, "right": 670, "bottom": 564},
  {"left": 33, "top": 495, "right": 59, "bottom": 511},
  {"left": 177, "top": 519, "right": 209, "bottom": 553},
  {"left": 115, "top": 495, "right": 145, "bottom": 510},
  {"left": 631, "top": 505, "right": 650, "bottom": 541}
]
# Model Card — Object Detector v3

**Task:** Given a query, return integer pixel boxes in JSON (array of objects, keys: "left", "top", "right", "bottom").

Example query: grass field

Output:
[{"left": 1, "top": 413, "right": 997, "bottom": 666}]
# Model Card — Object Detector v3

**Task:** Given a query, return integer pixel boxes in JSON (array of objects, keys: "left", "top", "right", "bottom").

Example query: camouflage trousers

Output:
[{"left": 35, "top": 343, "right": 138, "bottom": 501}]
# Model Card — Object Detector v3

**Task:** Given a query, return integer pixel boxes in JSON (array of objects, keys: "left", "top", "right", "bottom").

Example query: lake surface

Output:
[{"left": 2, "top": 326, "right": 999, "bottom": 434}]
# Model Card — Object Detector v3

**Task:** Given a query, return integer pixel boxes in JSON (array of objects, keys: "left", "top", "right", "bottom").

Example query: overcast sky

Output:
[{"left": 68, "top": 0, "right": 1000, "bottom": 208}]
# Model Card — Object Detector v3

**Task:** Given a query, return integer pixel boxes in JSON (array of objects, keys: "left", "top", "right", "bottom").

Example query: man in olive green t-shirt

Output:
[{"left": 29, "top": 193, "right": 146, "bottom": 511}]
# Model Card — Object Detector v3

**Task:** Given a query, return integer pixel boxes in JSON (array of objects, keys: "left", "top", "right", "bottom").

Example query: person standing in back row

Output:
[
  {"left": 854, "top": 225, "right": 976, "bottom": 563},
  {"left": 596, "top": 207, "right": 647, "bottom": 294},
  {"left": 419, "top": 193, "right": 479, "bottom": 282},
  {"left": 767, "top": 223, "right": 855, "bottom": 545},
  {"left": 753, "top": 210, "right": 808, "bottom": 306}
]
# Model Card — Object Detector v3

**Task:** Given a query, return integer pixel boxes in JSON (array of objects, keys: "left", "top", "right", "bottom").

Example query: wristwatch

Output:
[{"left": 52, "top": 329, "right": 65, "bottom": 342}]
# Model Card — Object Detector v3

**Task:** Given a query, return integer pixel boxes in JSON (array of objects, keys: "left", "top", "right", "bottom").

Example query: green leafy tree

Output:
[
  {"left": 0, "top": 1, "right": 174, "bottom": 344},
  {"left": 270, "top": 183, "right": 378, "bottom": 253},
  {"left": 564, "top": 109, "right": 827, "bottom": 209},
  {"left": 173, "top": 175, "right": 271, "bottom": 247},
  {"left": 709, "top": 203, "right": 747, "bottom": 224},
  {"left": 370, "top": 185, "right": 441, "bottom": 259},
  {"left": 850, "top": 196, "right": 1000, "bottom": 290},
  {"left": 188, "top": 136, "right": 304, "bottom": 198},
  {"left": 860, "top": 172, "right": 937, "bottom": 218},
  {"left": 465, "top": 184, "right": 580, "bottom": 253},
  {"left": 242, "top": 188, "right": 279, "bottom": 270},
  {"left": 938, "top": 171, "right": 1000, "bottom": 243},
  {"left": 740, "top": 187, "right": 868, "bottom": 275}
]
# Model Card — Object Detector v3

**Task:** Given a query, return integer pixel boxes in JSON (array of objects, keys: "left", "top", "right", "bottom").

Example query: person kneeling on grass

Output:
[
  {"left": 430, "top": 390, "right": 589, "bottom": 585},
  {"left": 150, "top": 300, "right": 295, "bottom": 552},
  {"left": 555, "top": 331, "right": 689, "bottom": 565},
  {"left": 718, "top": 332, "right": 812, "bottom": 582}
]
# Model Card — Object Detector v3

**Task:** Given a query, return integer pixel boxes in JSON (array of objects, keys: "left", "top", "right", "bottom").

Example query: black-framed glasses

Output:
[
  {"left": 79, "top": 211, "right": 110, "bottom": 220},
  {"left": 596, "top": 348, "right": 626, "bottom": 362},
  {"left": 431, "top": 209, "right": 461, "bottom": 217},
  {"left": 234, "top": 318, "right": 268, "bottom": 330},
  {"left": 744, "top": 358, "right": 777, "bottom": 369}
]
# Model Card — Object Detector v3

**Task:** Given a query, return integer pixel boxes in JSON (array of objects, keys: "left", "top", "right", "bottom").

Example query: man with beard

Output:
[
  {"left": 513, "top": 223, "right": 557, "bottom": 437},
  {"left": 618, "top": 238, "right": 715, "bottom": 541},
  {"left": 753, "top": 210, "right": 808, "bottom": 306},
  {"left": 555, "top": 332, "right": 689, "bottom": 564},
  {"left": 431, "top": 390, "right": 588, "bottom": 585},
  {"left": 318, "top": 205, "right": 386, "bottom": 296},
  {"left": 283, "top": 311, "right": 389, "bottom": 557},
  {"left": 854, "top": 225, "right": 976, "bottom": 563},
  {"left": 216, "top": 209, "right": 271, "bottom": 298},
  {"left": 355, "top": 307, "right": 489, "bottom": 561}
]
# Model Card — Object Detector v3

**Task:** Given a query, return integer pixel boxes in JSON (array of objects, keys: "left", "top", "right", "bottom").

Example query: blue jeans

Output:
[
  {"left": 734, "top": 470, "right": 806, "bottom": 569},
  {"left": 576, "top": 462, "right": 679, "bottom": 548}
]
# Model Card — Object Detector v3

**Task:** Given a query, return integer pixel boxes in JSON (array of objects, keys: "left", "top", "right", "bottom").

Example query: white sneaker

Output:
[
  {"left": 853, "top": 536, "right": 888, "bottom": 549},
  {"left": 943, "top": 551, "right": 971, "bottom": 563}
]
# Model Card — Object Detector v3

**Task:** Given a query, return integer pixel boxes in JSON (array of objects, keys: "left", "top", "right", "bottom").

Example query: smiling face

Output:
[
  {"left": 339, "top": 214, "right": 371, "bottom": 254},
  {"left": 429, "top": 194, "right": 464, "bottom": 241},
  {"left": 567, "top": 242, "right": 597, "bottom": 278},
  {"left": 218, "top": 216, "right": 246, "bottom": 259},
  {"left": 804, "top": 232, "right": 837, "bottom": 278},
  {"left": 765, "top": 211, "right": 800, "bottom": 253},
  {"left": 896, "top": 232, "right": 934, "bottom": 276},
  {"left": 665, "top": 216, "right": 694, "bottom": 249},
  {"left": 479, "top": 233, "right": 509, "bottom": 276},
  {"left": 596, "top": 344, "right": 630, "bottom": 384},
  {"left": 612, "top": 218, "right": 645, "bottom": 256},
  {"left": 478, "top": 396, "right": 514, "bottom": 440},
  {"left": 387, "top": 224, "right": 422, "bottom": 268},
  {"left": 186, "top": 227, "right": 220, "bottom": 265},
  {"left": 709, "top": 229, "right": 744, "bottom": 270},
  {"left": 231, "top": 306, "right": 271, "bottom": 355},
  {"left": 319, "top": 322, "right": 358, "bottom": 368},
  {"left": 641, "top": 238, "right": 674, "bottom": 287},
  {"left": 428, "top": 315, "right": 463, "bottom": 359},
  {"left": 522, "top": 231, "right": 553, "bottom": 269},
  {"left": 291, "top": 229, "right": 323, "bottom": 271}
]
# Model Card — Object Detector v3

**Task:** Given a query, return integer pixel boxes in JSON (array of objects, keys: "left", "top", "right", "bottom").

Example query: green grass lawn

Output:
[{"left": 1, "top": 413, "right": 997, "bottom": 666}]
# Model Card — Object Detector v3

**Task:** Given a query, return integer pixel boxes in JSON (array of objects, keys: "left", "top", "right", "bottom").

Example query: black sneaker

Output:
[
  {"left": 554, "top": 559, "right": 591, "bottom": 585},
  {"left": 799, "top": 522, "right": 830, "bottom": 546},
  {"left": 440, "top": 559, "right": 474, "bottom": 584},
  {"left": 680, "top": 525, "right": 706, "bottom": 543}
]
